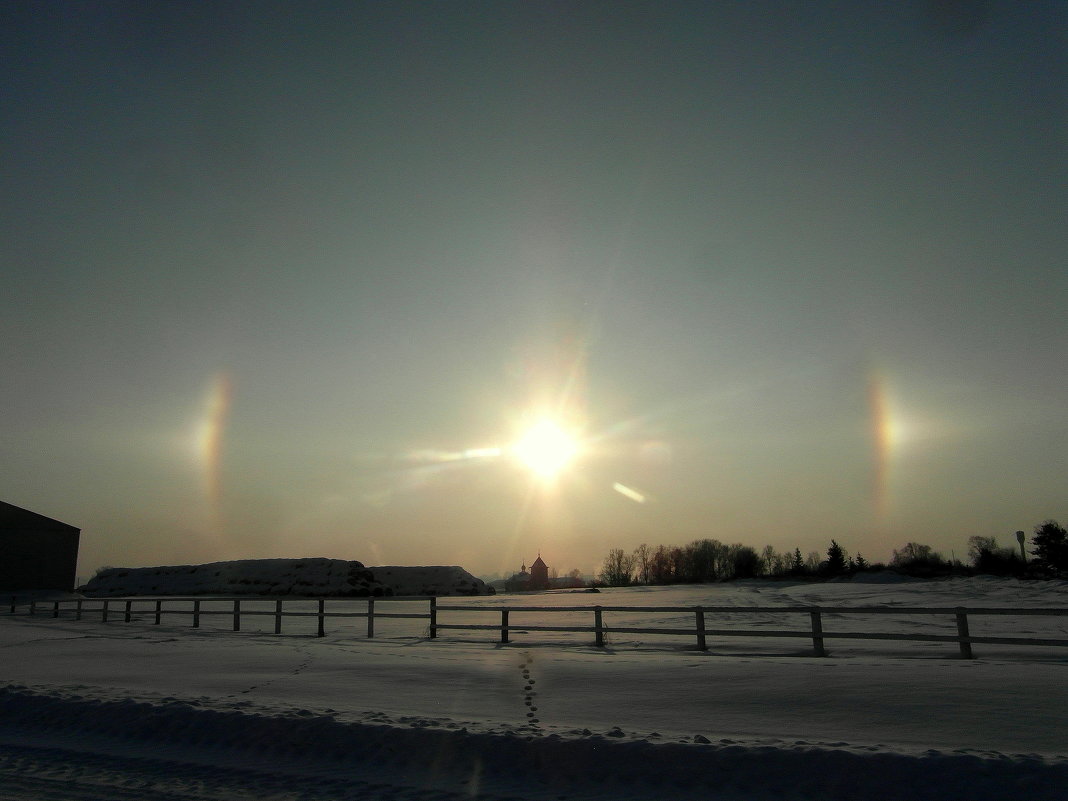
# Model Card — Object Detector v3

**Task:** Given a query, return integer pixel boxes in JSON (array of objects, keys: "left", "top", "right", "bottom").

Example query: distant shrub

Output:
[
  {"left": 976, "top": 549, "right": 1026, "bottom": 576},
  {"left": 890, "top": 543, "right": 952, "bottom": 577},
  {"left": 969, "top": 536, "right": 1027, "bottom": 576}
]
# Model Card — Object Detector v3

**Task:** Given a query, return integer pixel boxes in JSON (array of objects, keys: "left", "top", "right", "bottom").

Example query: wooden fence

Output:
[
  {"left": 19, "top": 596, "right": 1068, "bottom": 658},
  {"left": 25, "top": 596, "right": 426, "bottom": 639}
]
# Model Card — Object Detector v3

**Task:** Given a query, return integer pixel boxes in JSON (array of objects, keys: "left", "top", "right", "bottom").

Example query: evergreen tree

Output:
[
  {"left": 826, "top": 540, "right": 847, "bottom": 575},
  {"left": 1032, "top": 520, "right": 1068, "bottom": 572},
  {"left": 792, "top": 548, "right": 804, "bottom": 574}
]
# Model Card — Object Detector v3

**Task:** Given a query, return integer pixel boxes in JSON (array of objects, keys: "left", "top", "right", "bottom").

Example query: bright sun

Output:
[{"left": 513, "top": 419, "right": 578, "bottom": 479}]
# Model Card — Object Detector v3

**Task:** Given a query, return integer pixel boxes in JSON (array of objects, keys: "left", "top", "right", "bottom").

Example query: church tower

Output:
[{"left": 528, "top": 554, "right": 549, "bottom": 590}]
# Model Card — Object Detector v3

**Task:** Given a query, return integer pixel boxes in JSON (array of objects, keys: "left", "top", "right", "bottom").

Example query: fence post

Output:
[
  {"left": 595, "top": 607, "right": 604, "bottom": 647},
  {"left": 429, "top": 597, "right": 437, "bottom": 639},
  {"left": 810, "top": 610, "right": 826, "bottom": 657},
  {"left": 154, "top": 600, "right": 162, "bottom": 625},
  {"left": 275, "top": 599, "right": 283, "bottom": 634},
  {"left": 233, "top": 599, "right": 241, "bottom": 632},
  {"left": 193, "top": 599, "right": 201, "bottom": 628},
  {"left": 695, "top": 608, "right": 706, "bottom": 650},
  {"left": 124, "top": 600, "right": 132, "bottom": 623},
  {"left": 102, "top": 600, "right": 109, "bottom": 623},
  {"left": 317, "top": 599, "right": 325, "bottom": 637},
  {"left": 76, "top": 599, "right": 83, "bottom": 621},
  {"left": 367, "top": 597, "right": 375, "bottom": 638},
  {"left": 501, "top": 609, "right": 509, "bottom": 643},
  {"left": 955, "top": 608, "right": 974, "bottom": 659},
  {"left": 53, "top": 600, "right": 60, "bottom": 618}
]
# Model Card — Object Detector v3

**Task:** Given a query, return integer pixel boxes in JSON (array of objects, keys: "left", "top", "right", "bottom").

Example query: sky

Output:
[{"left": 2, "top": 1, "right": 1066, "bottom": 580}]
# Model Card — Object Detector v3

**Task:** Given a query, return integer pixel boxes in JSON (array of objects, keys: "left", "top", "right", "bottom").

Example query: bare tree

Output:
[
  {"left": 599, "top": 548, "right": 636, "bottom": 586},
  {"left": 891, "top": 542, "right": 935, "bottom": 566},
  {"left": 668, "top": 546, "right": 685, "bottom": 582},
  {"left": 632, "top": 543, "right": 651, "bottom": 585},
  {"left": 728, "top": 544, "right": 761, "bottom": 578},
  {"left": 805, "top": 551, "right": 822, "bottom": 574},
  {"left": 967, "top": 536, "right": 998, "bottom": 565},
  {"left": 649, "top": 545, "right": 672, "bottom": 584},
  {"left": 761, "top": 545, "right": 791, "bottom": 576},
  {"left": 890, "top": 542, "right": 950, "bottom": 576}
]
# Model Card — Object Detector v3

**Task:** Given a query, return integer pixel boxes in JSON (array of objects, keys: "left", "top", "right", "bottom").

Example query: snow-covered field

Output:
[{"left": 2, "top": 576, "right": 1067, "bottom": 800}]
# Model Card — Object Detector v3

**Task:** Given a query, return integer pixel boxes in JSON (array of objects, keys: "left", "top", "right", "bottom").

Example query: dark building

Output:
[
  {"left": 0, "top": 501, "right": 81, "bottom": 591},
  {"left": 528, "top": 555, "right": 549, "bottom": 590},
  {"left": 504, "top": 565, "right": 531, "bottom": 593},
  {"left": 504, "top": 555, "right": 551, "bottom": 592}
]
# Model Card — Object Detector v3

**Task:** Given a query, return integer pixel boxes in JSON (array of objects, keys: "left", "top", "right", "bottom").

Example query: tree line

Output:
[{"left": 596, "top": 519, "right": 1068, "bottom": 587}]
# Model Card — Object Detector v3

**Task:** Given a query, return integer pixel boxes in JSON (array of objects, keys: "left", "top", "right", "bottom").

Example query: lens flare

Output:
[
  {"left": 407, "top": 447, "right": 502, "bottom": 463},
  {"left": 513, "top": 419, "right": 578, "bottom": 478},
  {"left": 868, "top": 370, "right": 897, "bottom": 526},
  {"left": 194, "top": 372, "right": 233, "bottom": 527},
  {"left": 612, "top": 482, "right": 646, "bottom": 503}
]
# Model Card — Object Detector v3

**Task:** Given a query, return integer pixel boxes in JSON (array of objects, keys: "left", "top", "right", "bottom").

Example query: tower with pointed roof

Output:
[{"left": 528, "top": 554, "right": 549, "bottom": 590}]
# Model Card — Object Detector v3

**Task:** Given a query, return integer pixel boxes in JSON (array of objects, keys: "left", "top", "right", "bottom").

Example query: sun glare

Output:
[{"left": 513, "top": 419, "right": 578, "bottom": 478}]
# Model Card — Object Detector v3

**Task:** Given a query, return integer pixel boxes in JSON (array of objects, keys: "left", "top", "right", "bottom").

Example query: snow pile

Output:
[
  {"left": 839, "top": 570, "right": 921, "bottom": 584},
  {"left": 79, "top": 559, "right": 493, "bottom": 598},
  {"left": 368, "top": 565, "right": 491, "bottom": 596},
  {"left": 80, "top": 558, "right": 387, "bottom": 597},
  {"left": 1, "top": 683, "right": 1065, "bottom": 801}
]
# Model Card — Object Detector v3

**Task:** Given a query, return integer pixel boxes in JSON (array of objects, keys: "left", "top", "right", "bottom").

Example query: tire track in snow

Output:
[{"left": 0, "top": 739, "right": 528, "bottom": 801}]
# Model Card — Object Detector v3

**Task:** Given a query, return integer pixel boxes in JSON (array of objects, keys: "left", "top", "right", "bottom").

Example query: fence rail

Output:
[{"left": 18, "top": 596, "right": 1068, "bottom": 658}]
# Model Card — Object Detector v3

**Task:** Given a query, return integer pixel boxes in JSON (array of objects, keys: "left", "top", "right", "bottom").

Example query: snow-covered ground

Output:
[
  {"left": 2, "top": 576, "right": 1067, "bottom": 800},
  {"left": 80, "top": 559, "right": 490, "bottom": 598}
]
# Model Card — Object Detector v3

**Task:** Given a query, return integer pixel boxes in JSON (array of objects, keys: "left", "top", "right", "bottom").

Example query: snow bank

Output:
[
  {"left": 838, "top": 570, "right": 921, "bottom": 584},
  {"left": 368, "top": 565, "right": 491, "bottom": 596},
  {"left": 80, "top": 558, "right": 388, "bottom": 597},
  {"left": 1, "top": 683, "right": 1064, "bottom": 801}
]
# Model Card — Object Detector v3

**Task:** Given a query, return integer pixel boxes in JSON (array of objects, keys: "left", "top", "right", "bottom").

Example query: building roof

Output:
[
  {"left": 0, "top": 501, "right": 80, "bottom": 532},
  {"left": 531, "top": 556, "right": 547, "bottom": 568}
]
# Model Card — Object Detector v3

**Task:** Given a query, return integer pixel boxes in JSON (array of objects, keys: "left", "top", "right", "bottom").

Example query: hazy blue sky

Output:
[{"left": 3, "top": 1, "right": 1065, "bottom": 579}]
